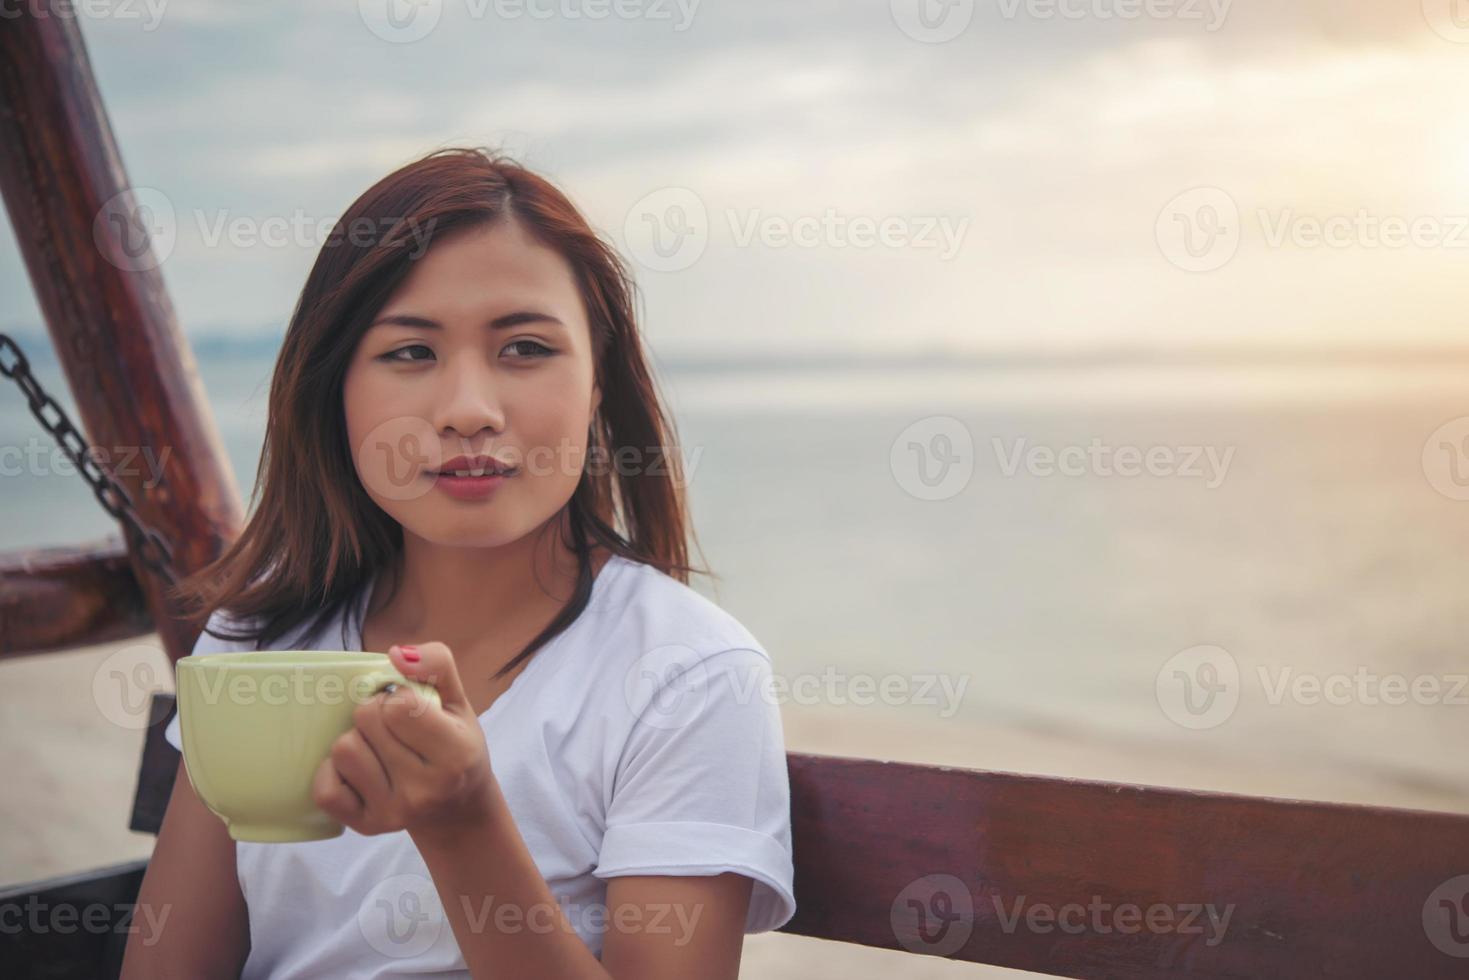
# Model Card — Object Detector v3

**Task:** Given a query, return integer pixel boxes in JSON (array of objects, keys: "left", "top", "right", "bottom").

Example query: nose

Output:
[{"left": 430, "top": 350, "right": 506, "bottom": 441}]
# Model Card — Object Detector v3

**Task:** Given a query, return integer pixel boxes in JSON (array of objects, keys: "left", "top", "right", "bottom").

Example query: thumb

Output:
[{"left": 389, "top": 642, "right": 470, "bottom": 715}]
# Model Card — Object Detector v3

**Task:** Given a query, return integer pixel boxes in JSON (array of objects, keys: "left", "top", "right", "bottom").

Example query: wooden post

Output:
[{"left": 0, "top": 9, "right": 244, "bottom": 660}]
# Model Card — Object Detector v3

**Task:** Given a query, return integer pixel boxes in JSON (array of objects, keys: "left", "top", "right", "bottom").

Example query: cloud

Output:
[{"left": 6, "top": 0, "right": 1467, "bottom": 349}]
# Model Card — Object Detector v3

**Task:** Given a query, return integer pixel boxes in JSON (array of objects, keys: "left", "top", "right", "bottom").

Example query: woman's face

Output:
[{"left": 343, "top": 218, "right": 600, "bottom": 549}]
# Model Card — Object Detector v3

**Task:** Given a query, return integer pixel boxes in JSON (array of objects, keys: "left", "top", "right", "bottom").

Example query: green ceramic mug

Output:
[{"left": 174, "top": 651, "right": 441, "bottom": 843}]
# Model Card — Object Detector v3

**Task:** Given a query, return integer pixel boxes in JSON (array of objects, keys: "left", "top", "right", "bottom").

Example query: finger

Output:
[
  {"left": 377, "top": 683, "right": 461, "bottom": 762},
  {"left": 329, "top": 729, "right": 392, "bottom": 812},
  {"left": 390, "top": 642, "right": 471, "bottom": 715},
  {"left": 311, "top": 755, "right": 364, "bottom": 822},
  {"left": 356, "top": 693, "right": 429, "bottom": 771}
]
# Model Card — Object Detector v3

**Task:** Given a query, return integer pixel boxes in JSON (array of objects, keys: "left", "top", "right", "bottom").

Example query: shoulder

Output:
[
  {"left": 570, "top": 556, "right": 776, "bottom": 725},
  {"left": 189, "top": 607, "right": 263, "bottom": 656},
  {"left": 594, "top": 556, "right": 771, "bottom": 668},
  {"left": 190, "top": 591, "right": 347, "bottom": 655}
]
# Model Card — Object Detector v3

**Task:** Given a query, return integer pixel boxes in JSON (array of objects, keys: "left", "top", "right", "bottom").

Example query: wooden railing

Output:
[
  {"left": 0, "top": 2, "right": 244, "bottom": 662},
  {"left": 3, "top": 691, "right": 1468, "bottom": 977},
  {"left": 0, "top": 536, "right": 151, "bottom": 658}
]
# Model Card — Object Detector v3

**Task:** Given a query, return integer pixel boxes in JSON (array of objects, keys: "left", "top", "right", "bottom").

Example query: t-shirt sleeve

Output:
[
  {"left": 162, "top": 610, "right": 258, "bottom": 751},
  {"left": 592, "top": 646, "right": 796, "bottom": 934}
]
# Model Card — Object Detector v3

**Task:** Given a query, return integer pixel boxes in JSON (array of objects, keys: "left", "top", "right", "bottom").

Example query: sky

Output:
[{"left": 2, "top": 0, "right": 1468, "bottom": 355}]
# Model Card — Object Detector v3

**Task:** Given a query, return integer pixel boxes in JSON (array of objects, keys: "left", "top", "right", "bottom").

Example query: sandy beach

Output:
[{"left": 3, "top": 635, "right": 1464, "bottom": 979}]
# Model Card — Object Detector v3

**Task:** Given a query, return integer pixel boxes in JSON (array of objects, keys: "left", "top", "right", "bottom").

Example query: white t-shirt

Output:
[{"left": 163, "top": 554, "right": 796, "bottom": 977}]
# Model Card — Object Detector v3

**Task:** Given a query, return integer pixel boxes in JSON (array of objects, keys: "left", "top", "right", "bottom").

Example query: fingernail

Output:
[{"left": 400, "top": 645, "right": 421, "bottom": 662}]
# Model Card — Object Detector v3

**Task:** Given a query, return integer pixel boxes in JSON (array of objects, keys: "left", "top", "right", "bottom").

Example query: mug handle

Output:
[{"left": 351, "top": 670, "right": 442, "bottom": 712}]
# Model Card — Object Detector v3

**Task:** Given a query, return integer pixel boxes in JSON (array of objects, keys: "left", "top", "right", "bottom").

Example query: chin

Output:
[{"left": 421, "top": 521, "right": 522, "bottom": 549}]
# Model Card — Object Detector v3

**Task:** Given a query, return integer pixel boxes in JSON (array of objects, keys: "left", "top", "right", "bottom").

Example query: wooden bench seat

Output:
[{"left": 7, "top": 692, "right": 1466, "bottom": 978}]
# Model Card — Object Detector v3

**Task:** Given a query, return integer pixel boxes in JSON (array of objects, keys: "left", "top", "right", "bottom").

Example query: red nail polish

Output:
[{"left": 400, "top": 645, "right": 420, "bottom": 662}]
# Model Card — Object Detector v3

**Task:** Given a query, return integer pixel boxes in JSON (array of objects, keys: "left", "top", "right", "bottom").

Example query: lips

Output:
[{"left": 432, "top": 454, "right": 518, "bottom": 477}]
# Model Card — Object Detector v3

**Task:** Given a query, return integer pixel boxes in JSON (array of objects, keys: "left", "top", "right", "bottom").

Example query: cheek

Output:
[
  {"left": 341, "top": 367, "right": 377, "bottom": 456},
  {"left": 511, "top": 398, "right": 593, "bottom": 489},
  {"left": 521, "top": 368, "right": 595, "bottom": 439},
  {"left": 344, "top": 357, "right": 409, "bottom": 422},
  {"left": 517, "top": 414, "right": 585, "bottom": 484},
  {"left": 342, "top": 361, "right": 433, "bottom": 499}
]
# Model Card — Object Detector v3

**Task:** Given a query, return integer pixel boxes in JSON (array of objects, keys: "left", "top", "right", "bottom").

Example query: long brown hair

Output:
[{"left": 169, "top": 146, "right": 708, "bottom": 680}]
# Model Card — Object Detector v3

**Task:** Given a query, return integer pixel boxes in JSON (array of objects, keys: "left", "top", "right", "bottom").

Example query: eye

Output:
[
  {"left": 379, "top": 343, "right": 434, "bottom": 363},
  {"left": 503, "top": 339, "right": 554, "bottom": 359}
]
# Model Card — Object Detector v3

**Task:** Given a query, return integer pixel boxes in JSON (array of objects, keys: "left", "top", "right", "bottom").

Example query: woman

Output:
[{"left": 122, "top": 147, "right": 795, "bottom": 979}]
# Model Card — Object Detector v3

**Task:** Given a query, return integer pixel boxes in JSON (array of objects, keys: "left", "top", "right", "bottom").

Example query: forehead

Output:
[{"left": 387, "top": 220, "right": 582, "bottom": 312}]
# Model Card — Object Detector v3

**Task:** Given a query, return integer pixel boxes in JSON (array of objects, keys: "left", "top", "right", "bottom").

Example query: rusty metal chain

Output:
[{"left": 0, "top": 331, "right": 178, "bottom": 585}]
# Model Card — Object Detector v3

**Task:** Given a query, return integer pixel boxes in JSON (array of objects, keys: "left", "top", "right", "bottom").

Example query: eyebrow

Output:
[{"left": 368, "top": 311, "right": 565, "bottom": 331}]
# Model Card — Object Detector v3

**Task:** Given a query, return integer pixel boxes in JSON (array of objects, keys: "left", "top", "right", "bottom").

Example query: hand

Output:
[{"left": 311, "top": 642, "right": 498, "bottom": 839}]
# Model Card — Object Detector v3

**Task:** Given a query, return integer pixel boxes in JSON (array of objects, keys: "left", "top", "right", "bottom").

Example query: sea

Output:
[{"left": 4, "top": 331, "right": 1468, "bottom": 808}]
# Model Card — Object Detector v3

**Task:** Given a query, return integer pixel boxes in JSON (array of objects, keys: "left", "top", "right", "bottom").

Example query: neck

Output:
[{"left": 368, "top": 511, "right": 589, "bottom": 656}]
